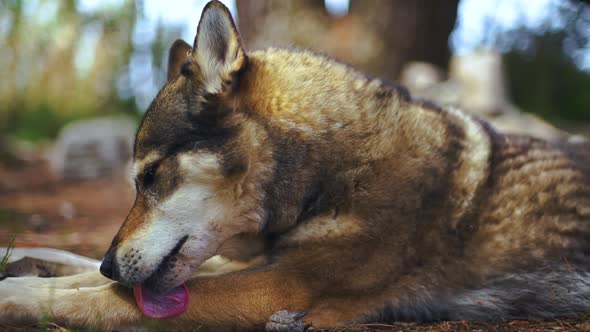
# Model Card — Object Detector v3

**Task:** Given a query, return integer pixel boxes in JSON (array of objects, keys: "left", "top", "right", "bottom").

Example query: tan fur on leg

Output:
[
  {"left": 2, "top": 271, "right": 112, "bottom": 289},
  {"left": 0, "top": 263, "right": 310, "bottom": 330},
  {"left": 0, "top": 282, "right": 142, "bottom": 329}
]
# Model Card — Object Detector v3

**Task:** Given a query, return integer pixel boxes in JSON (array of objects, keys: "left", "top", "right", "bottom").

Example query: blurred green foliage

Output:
[
  {"left": 500, "top": 1, "right": 590, "bottom": 123},
  {"left": 504, "top": 29, "right": 590, "bottom": 123},
  {"left": 10, "top": 104, "right": 64, "bottom": 141},
  {"left": 0, "top": 0, "right": 142, "bottom": 142},
  {"left": 485, "top": 0, "right": 590, "bottom": 125}
]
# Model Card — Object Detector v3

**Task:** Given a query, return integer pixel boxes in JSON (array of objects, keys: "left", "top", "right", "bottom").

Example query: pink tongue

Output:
[{"left": 133, "top": 284, "right": 189, "bottom": 318}]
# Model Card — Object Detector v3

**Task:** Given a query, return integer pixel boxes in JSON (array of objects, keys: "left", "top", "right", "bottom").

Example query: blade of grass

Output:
[{"left": 0, "top": 235, "right": 16, "bottom": 273}]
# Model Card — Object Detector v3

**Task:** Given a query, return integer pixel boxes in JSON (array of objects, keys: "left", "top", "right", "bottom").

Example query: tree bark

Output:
[{"left": 235, "top": 0, "right": 459, "bottom": 81}]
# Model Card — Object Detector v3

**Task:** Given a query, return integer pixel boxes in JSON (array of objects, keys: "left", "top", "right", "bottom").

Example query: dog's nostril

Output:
[
  {"left": 100, "top": 262, "right": 112, "bottom": 279},
  {"left": 100, "top": 250, "right": 116, "bottom": 280}
]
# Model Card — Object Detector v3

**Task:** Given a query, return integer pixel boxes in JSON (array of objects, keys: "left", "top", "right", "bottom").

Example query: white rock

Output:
[{"left": 50, "top": 116, "right": 137, "bottom": 181}]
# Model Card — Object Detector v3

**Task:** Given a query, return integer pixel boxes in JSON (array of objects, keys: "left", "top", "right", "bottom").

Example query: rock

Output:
[
  {"left": 450, "top": 50, "right": 512, "bottom": 117},
  {"left": 50, "top": 116, "right": 137, "bottom": 181},
  {"left": 6, "top": 256, "right": 93, "bottom": 277},
  {"left": 400, "top": 61, "right": 445, "bottom": 92},
  {"left": 60, "top": 201, "right": 76, "bottom": 219},
  {"left": 28, "top": 214, "right": 49, "bottom": 233},
  {"left": 400, "top": 50, "right": 570, "bottom": 142}
]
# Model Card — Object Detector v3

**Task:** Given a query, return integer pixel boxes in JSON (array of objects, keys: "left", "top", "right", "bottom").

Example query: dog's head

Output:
[{"left": 99, "top": 1, "right": 273, "bottom": 292}]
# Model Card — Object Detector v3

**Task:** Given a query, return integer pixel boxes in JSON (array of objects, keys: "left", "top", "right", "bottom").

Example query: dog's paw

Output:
[{"left": 265, "top": 310, "right": 310, "bottom": 332}]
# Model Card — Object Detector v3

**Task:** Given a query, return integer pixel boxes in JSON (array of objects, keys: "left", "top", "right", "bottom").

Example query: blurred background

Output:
[{"left": 0, "top": 0, "right": 589, "bottom": 259}]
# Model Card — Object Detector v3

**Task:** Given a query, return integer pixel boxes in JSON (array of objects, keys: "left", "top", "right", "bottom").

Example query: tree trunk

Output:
[{"left": 235, "top": 0, "right": 459, "bottom": 81}]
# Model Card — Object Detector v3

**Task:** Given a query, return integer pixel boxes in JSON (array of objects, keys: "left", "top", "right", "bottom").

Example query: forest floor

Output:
[
  {"left": 1, "top": 158, "right": 590, "bottom": 332},
  {"left": 0, "top": 158, "right": 133, "bottom": 259}
]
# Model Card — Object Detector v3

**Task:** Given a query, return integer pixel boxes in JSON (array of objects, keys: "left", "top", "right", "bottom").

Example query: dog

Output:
[{"left": 1, "top": 1, "right": 590, "bottom": 331}]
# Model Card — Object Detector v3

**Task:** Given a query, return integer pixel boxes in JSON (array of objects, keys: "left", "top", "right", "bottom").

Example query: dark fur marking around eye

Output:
[{"left": 138, "top": 162, "right": 160, "bottom": 192}]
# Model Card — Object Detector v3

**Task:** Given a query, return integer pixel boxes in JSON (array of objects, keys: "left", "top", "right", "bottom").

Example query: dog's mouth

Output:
[{"left": 133, "top": 235, "right": 190, "bottom": 318}]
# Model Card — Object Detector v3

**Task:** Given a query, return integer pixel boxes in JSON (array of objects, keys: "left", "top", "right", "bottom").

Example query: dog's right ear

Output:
[
  {"left": 167, "top": 39, "right": 192, "bottom": 83},
  {"left": 190, "top": 0, "right": 247, "bottom": 94}
]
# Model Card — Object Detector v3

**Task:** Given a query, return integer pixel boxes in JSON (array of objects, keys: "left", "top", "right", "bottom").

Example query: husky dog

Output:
[{"left": 1, "top": 1, "right": 589, "bottom": 331}]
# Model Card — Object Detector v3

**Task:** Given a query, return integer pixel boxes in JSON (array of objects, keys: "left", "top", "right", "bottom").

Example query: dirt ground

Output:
[
  {"left": 0, "top": 159, "right": 134, "bottom": 259},
  {"left": 1, "top": 161, "right": 590, "bottom": 332}
]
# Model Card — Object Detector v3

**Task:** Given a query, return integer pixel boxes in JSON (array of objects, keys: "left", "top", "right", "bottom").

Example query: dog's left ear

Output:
[
  {"left": 192, "top": 1, "right": 247, "bottom": 93},
  {"left": 167, "top": 39, "right": 192, "bottom": 83}
]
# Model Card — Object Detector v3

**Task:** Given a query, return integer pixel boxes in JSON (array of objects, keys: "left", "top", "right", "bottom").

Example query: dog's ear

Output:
[
  {"left": 167, "top": 39, "right": 192, "bottom": 83},
  {"left": 191, "top": 0, "right": 247, "bottom": 93}
]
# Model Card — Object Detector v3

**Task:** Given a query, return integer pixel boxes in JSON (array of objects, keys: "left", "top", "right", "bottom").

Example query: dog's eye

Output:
[{"left": 139, "top": 163, "right": 159, "bottom": 191}]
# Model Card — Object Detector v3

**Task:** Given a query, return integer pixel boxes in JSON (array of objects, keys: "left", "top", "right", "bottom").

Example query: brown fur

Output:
[{"left": 1, "top": 1, "right": 589, "bottom": 331}]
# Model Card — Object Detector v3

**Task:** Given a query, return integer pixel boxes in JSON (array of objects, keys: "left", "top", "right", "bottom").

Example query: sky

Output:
[{"left": 452, "top": 0, "right": 566, "bottom": 51}]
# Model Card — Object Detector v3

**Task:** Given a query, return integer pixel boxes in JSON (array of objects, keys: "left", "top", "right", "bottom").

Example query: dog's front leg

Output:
[
  {"left": 0, "top": 281, "right": 142, "bottom": 329},
  {"left": 0, "top": 265, "right": 312, "bottom": 330},
  {"left": 178, "top": 265, "right": 312, "bottom": 330}
]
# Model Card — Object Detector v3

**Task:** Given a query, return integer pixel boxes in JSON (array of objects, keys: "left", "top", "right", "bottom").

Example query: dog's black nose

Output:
[{"left": 100, "top": 250, "right": 116, "bottom": 280}]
